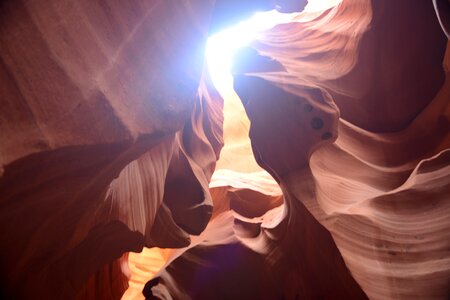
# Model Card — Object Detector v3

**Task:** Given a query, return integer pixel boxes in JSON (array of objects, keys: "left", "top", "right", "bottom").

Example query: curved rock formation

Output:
[
  {"left": 0, "top": 0, "right": 449, "bottom": 299},
  {"left": 0, "top": 0, "right": 221, "bottom": 298},
  {"left": 223, "top": 0, "right": 449, "bottom": 299},
  {"left": 140, "top": 0, "right": 450, "bottom": 299}
]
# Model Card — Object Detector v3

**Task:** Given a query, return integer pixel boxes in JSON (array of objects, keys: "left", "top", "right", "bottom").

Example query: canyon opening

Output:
[{"left": 0, "top": 0, "right": 449, "bottom": 299}]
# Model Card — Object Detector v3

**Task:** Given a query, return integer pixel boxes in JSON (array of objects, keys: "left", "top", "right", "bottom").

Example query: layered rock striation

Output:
[{"left": 0, "top": 0, "right": 449, "bottom": 299}]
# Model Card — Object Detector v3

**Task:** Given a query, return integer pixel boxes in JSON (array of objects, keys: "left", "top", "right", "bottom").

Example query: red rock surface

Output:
[{"left": 0, "top": 0, "right": 449, "bottom": 299}]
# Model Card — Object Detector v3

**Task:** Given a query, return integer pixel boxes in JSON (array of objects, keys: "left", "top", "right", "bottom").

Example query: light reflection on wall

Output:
[
  {"left": 123, "top": 1, "right": 343, "bottom": 299},
  {"left": 206, "top": 10, "right": 294, "bottom": 95},
  {"left": 206, "top": 0, "right": 343, "bottom": 95}
]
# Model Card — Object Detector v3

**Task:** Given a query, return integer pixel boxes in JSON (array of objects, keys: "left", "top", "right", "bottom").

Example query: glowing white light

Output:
[
  {"left": 205, "top": 1, "right": 343, "bottom": 94},
  {"left": 304, "top": 0, "right": 342, "bottom": 12},
  {"left": 206, "top": 10, "right": 295, "bottom": 94}
]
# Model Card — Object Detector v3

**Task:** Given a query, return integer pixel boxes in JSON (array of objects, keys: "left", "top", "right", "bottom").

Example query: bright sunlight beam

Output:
[
  {"left": 205, "top": 10, "right": 295, "bottom": 94},
  {"left": 205, "top": 0, "right": 342, "bottom": 94}
]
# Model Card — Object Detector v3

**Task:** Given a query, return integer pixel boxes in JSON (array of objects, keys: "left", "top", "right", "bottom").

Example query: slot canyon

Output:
[{"left": 0, "top": 0, "right": 449, "bottom": 299}]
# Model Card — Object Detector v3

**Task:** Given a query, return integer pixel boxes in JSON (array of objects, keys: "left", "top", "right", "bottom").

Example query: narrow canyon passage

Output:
[{"left": 0, "top": 0, "right": 449, "bottom": 299}]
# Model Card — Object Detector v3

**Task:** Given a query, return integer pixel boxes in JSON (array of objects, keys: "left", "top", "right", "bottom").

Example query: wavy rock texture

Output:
[
  {"left": 0, "top": 0, "right": 221, "bottom": 298},
  {"left": 140, "top": 0, "right": 450, "bottom": 299},
  {"left": 228, "top": 0, "right": 449, "bottom": 299},
  {"left": 1, "top": 0, "right": 449, "bottom": 299}
]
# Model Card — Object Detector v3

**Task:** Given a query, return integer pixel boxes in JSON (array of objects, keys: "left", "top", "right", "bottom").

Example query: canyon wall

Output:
[{"left": 0, "top": 0, "right": 449, "bottom": 299}]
